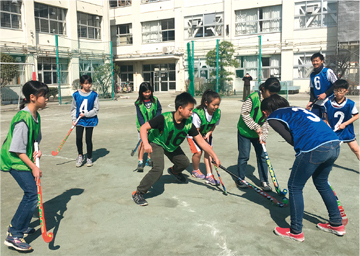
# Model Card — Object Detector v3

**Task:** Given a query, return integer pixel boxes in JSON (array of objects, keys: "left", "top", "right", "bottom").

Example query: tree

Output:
[
  {"left": 92, "top": 63, "right": 120, "bottom": 98},
  {"left": 206, "top": 41, "right": 239, "bottom": 93},
  {"left": 1, "top": 53, "right": 18, "bottom": 105}
]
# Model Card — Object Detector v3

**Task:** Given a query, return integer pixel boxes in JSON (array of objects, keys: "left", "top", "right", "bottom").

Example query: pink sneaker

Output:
[
  {"left": 316, "top": 223, "right": 346, "bottom": 236},
  {"left": 192, "top": 170, "right": 205, "bottom": 179},
  {"left": 274, "top": 227, "right": 304, "bottom": 242}
]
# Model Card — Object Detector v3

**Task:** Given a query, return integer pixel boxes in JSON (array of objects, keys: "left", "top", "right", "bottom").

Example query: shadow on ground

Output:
[{"left": 26, "top": 188, "right": 84, "bottom": 250}]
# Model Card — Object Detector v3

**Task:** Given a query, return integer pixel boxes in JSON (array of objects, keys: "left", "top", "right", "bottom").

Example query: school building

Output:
[{"left": 0, "top": 0, "right": 358, "bottom": 97}]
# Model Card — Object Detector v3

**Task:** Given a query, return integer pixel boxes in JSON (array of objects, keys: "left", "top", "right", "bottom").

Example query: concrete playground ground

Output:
[{"left": 1, "top": 92, "right": 359, "bottom": 256}]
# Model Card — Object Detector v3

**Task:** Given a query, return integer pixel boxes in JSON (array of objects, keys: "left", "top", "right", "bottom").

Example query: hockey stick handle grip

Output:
[
  {"left": 71, "top": 115, "right": 83, "bottom": 129},
  {"left": 34, "top": 141, "right": 40, "bottom": 168}
]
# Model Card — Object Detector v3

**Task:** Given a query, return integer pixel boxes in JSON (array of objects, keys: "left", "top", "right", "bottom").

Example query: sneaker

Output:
[
  {"left": 76, "top": 155, "right": 83, "bottom": 167},
  {"left": 4, "top": 235, "right": 32, "bottom": 251},
  {"left": 86, "top": 158, "right": 93, "bottom": 167},
  {"left": 274, "top": 227, "right": 305, "bottom": 242},
  {"left": 7, "top": 226, "right": 35, "bottom": 238},
  {"left": 145, "top": 159, "right": 152, "bottom": 167},
  {"left": 236, "top": 179, "right": 248, "bottom": 188},
  {"left": 132, "top": 191, "right": 148, "bottom": 206},
  {"left": 316, "top": 223, "right": 346, "bottom": 236},
  {"left": 192, "top": 170, "right": 205, "bottom": 179},
  {"left": 205, "top": 174, "right": 220, "bottom": 186},
  {"left": 137, "top": 161, "right": 143, "bottom": 172},
  {"left": 260, "top": 182, "right": 272, "bottom": 192},
  {"left": 167, "top": 167, "right": 187, "bottom": 183}
]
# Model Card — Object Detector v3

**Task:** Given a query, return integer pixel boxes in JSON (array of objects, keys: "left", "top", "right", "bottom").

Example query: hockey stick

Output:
[
  {"left": 35, "top": 142, "right": 54, "bottom": 243},
  {"left": 214, "top": 165, "right": 227, "bottom": 195},
  {"left": 328, "top": 182, "right": 348, "bottom": 226},
  {"left": 261, "top": 143, "right": 288, "bottom": 203},
  {"left": 51, "top": 115, "right": 82, "bottom": 156},
  {"left": 131, "top": 139, "right": 141, "bottom": 156},
  {"left": 212, "top": 161, "right": 286, "bottom": 207}
]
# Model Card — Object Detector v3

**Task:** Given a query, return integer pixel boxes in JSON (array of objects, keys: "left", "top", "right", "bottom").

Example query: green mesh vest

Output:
[
  {"left": 1, "top": 110, "right": 41, "bottom": 171},
  {"left": 193, "top": 108, "right": 221, "bottom": 136},
  {"left": 136, "top": 96, "right": 158, "bottom": 131},
  {"left": 237, "top": 91, "right": 266, "bottom": 138},
  {"left": 148, "top": 112, "right": 193, "bottom": 152}
]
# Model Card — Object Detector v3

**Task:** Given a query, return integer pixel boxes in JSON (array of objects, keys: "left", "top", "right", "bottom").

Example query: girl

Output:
[
  {"left": 135, "top": 82, "right": 162, "bottom": 171},
  {"left": 71, "top": 75, "right": 99, "bottom": 167},
  {"left": 1, "top": 81, "right": 49, "bottom": 251},
  {"left": 187, "top": 89, "right": 221, "bottom": 185}
]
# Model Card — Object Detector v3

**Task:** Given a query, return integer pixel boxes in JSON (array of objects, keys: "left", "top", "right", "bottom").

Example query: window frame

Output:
[
  {"left": 34, "top": 3, "right": 66, "bottom": 35},
  {"left": 235, "top": 6, "right": 282, "bottom": 35},
  {"left": 184, "top": 13, "right": 223, "bottom": 39},
  {"left": 112, "top": 23, "right": 133, "bottom": 46},
  {"left": 109, "top": 0, "right": 132, "bottom": 8},
  {"left": 37, "top": 57, "right": 69, "bottom": 85},
  {"left": 77, "top": 12, "right": 102, "bottom": 40},
  {"left": 141, "top": 18, "right": 175, "bottom": 44},
  {"left": 0, "top": 0, "right": 22, "bottom": 30}
]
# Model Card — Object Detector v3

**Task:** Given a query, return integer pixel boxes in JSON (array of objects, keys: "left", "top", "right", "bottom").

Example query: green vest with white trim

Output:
[
  {"left": 1, "top": 110, "right": 41, "bottom": 171},
  {"left": 193, "top": 108, "right": 221, "bottom": 136},
  {"left": 136, "top": 96, "right": 158, "bottom": 131},
  {"left": 148, "top": 112, "right": 193, "bottom": 152}
]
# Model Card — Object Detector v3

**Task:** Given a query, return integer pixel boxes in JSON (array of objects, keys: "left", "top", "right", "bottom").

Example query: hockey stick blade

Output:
[{"left": 51, "top": 150, "right": 59, "bottom": 156}]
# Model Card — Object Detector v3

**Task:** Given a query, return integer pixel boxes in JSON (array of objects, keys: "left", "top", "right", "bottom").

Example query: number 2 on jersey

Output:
[
  {"left": 292, "top": 107, "right": 321, "bottom": 122},
  {"left": 334, "top": 111, "right": 345, "bottom": 131}
]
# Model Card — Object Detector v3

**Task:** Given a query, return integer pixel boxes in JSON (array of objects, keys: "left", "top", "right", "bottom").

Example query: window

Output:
[
  {"left": 143, "top": 63, "right": 176, "bottom": 91},
  {"left": 185, "top": 58, "right": 214, "bottom": 81},
  {"left": 185, "top": 13, "right": 223, "bottom": 39},
  {"left": 120, "top": 65, "right": 133, "bottom": 83},
  {"left": 37, "top": 58, "right": 69, "bottom": 85},
  {"left": 79, "top": 60, "right": 103, "bottom": 77},
  {"left": 295, "top": 1, "right": 337, "bottom": 29},
  {"left": 112, "top": 24, "right": 133, "bottom": 46},
  {"left": 34, "top": 3, "right": 66, "bottom": 35},
  {"left": 235, "top": 6, "right": 281, "bottom": 35},
  {"left": 235, "top": 55, "right": 280, "bottom": 80},
  {"left": 109, "top": 0, "right": 131, "bottom": 7},
  {"left": 141, "top": 0, "right": 165, "bottom": 3},
  {"left": 78, "top": 12, "right": 101, "bottom": 39},
  {"left": 142, "top": 19, "right": 175, "bottom": 43},
  {"left": 0, "top": 0, "right": 22, "bottom": 29}
]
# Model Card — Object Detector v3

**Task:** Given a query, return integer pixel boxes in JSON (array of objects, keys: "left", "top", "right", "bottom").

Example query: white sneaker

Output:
[
  {"left": 86, "top": 158, "right": 93, "bottom": 167},
  {"left": 261, "top": 182, "right": 272, "bottom": 192},
  {"left": 76, "top": 155, "right": 83, "bottom": 167}
]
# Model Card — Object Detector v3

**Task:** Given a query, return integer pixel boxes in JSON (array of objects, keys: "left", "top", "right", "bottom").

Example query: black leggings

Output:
[{"left": 76, "top": 126, "right": 94, "bottom": 158}]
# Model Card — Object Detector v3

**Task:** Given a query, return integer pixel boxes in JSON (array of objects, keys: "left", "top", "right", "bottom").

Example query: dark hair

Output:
[
  {"left": 311, "top": 52, "right": 324, "bottom": 61},
  {"left": 196, "top": 89, "right": 220, "bottom": 109},
  {"left": 135, "top": 82, "right": 155, "bottom": 105},
  {"left": 261, "top": 94, "right": 290, "bottom": 114},
  {"left": 259, "top": 83, "right": 265, "bottom": 92},
  {"left": 262, "top": 77, "right": 281, "bottom": 93},
  {"left": 80, "top": 75, "right": 92, "bottom": 85},
  {"left": 20, "top": 80, "right": 49, "bottom": 110},
  {"left": 175, "top": 92, "right": 196, "bottom": 110},
  {"left": 333, "top": 79, "right": 349, "bottom": 90}
]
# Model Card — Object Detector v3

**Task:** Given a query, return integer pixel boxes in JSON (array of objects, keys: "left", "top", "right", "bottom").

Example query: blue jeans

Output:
[
  {"left": 311, "top": 104, "right": 326, "bottom": 119},
  {"left": 8, "top": 169, "right": 38, "bottom": 238},
  {"left": 237, "top": 131, "right": 268, "bottom": 183},
  {"left": 288, "top": 141, "right": 341, "bottom": 233}
]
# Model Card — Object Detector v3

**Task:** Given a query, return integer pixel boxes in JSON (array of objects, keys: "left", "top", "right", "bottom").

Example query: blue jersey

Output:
[
  {"left": 73, "top": 91, "right": 99, "bottom": 127},
  {"left": 324, "top": 98, "right": 357, "bottom": 142},
  {"left": 310, "top": 67, "right": 336, "bottom": 106},
  {"left": 268, "top": 107, "right": 339, "bottom": 156}
]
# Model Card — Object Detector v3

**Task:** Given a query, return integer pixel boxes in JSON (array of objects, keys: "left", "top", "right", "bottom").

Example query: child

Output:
[
  {"left": 187, "top": 89, "right": 221, "bottom": 185},
  {"left": 135, "top": 82, "right": 162, "bottom": 171},
  {"left": 132, "top": 92, "right": 221, "bottom": 206},
  {"left": 324, "top": 79, "right": 359, "bottom": 160},
  {"left": 261, "top": 94, "right": 345, "bottom": 242},
  {"left": 236, "top": 77, "right": 281, "bottom": 191},
  {"left": 1, "top": 81, "right": 49, "bottom": 251},
  {"left": 71, "top": 75, "right": 99, "bottom": 167}
]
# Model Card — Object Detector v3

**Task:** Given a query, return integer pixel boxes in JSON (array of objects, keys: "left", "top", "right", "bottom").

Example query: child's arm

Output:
[
  {"left": 17, "top": 153, "right": 42, "bottom": 184},
  {"left": 339, "top": 113, "right": 359, "bottom": 130},
  {"left": 193, "top": 134, "right": 220, "bottom": 166},
  {"left": 241, "top": 98, "right": 261, "bottom": 133},
  {"left": 136, "top": 105, "right": 146, "bottom": 127},
  {"left": 140, "top": 122, "right": 152, "bottom": 153},
  {"left": 156, "top": 99, "right": 162, "bottom": 116},
  {"left": 204, "top": 126, "right": 216, "bottom": 141},
  {"left": 84, "top": 96, "right": 99, "bottom": 118},
  {"left": 323, "top": 113, "right": 330, "bottom": 126}
]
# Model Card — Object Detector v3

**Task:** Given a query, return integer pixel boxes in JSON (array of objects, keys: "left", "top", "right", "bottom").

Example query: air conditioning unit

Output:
[{"left": 163, "top": 46, "right": 174, "bottom": 54}]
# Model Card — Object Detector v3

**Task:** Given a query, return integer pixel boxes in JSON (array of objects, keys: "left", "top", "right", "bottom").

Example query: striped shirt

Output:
[{"left": 241, "top": 94, "right": 269, "bottom": 141}]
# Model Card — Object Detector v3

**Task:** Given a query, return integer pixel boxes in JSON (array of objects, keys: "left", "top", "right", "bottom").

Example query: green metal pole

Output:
[
  {"left": 187, "top": 42, "right": 194, "bottom": 96},
  {"left": 55, "top": 34, "right": 61, "bottom": 105},
  {"left": 111, "top": 41, "right": 114, "bottom": 100},
  {"left": 191, "top": 41, "right": 194, "bottom": 92},
  {"left": 216, "top": 39, "right": 219, "bottom": 93},
  {"left": 258, "top": 35, "right": 262, "bottom": 87}
]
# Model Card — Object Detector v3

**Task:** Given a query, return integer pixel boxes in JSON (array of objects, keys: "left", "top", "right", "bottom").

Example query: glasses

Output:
[{"left": 334, "top": 89, "right": 347, "bottom": 94}]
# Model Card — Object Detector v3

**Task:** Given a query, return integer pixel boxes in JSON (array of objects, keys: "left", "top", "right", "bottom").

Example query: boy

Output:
[
  {"left": 324, "top": 79, "right": 359, "bottom": 160},
  {"left": 132, "top": 92, "right": 221, "bottom": 206},
  {"left": 236, "top": 77, "right": 280, "bottom": 191},
  {"left": 261, "top": 94, "right": 345, "bottom": 242},
  {"left": 306, "top": 52, "right": 338, "bottom": 118}
]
